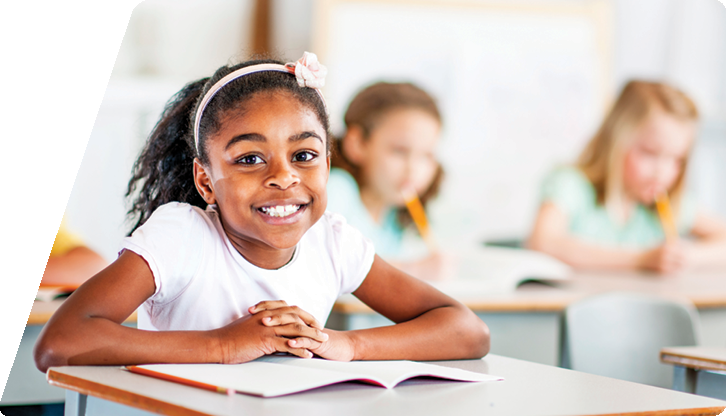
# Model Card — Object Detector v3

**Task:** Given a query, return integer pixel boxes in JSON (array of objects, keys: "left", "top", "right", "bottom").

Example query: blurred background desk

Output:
[
  {"left": 329, "top": 269, "right": 726, "bottom": 366},
  {"left": 661, "top": 346, "right": 726, "bottom": 400},
  {"left": 0, "top": 300, "right": 137, "bottom": 406}
]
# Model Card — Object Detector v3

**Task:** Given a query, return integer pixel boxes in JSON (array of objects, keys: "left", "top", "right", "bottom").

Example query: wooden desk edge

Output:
[
  {"left": 333, "top": 299, "right": 726, "bottom": 315},
  {"left": 27, "top": 312, "right": 59, "bottom": 326},
  {"left": 598, "top": 408, "right": 725, "bottom": 416},
  {"left": 660, "top": 351, "right": 726, "bottom": 373},
  {"left": 28, "top": 311, "right": 137, "bottom": 326},
  {"left": 691, "top": 300, "right": 726, "bottom": 310},
  {"left": 45, "top": 366, "right": 725, "bottom": 416},
  {"left": 332, "top": 301, "right": 567, "bottom": 314},
  {"left": 47, "top": 368, "right": 209, "bottom": 416}
]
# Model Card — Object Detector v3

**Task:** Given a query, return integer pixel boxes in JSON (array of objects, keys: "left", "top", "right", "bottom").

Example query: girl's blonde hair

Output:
[{"left": 577, "top": 80, "right": 698, "bottom": 222}]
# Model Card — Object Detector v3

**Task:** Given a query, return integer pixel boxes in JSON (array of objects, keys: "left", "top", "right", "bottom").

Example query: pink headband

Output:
[{"left": 193, "top": 52, "right": 327, "bottom": 153}]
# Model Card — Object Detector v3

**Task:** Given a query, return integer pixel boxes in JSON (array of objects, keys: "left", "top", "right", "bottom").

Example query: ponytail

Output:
[{"left": 125, "top": 79, "right": 208, "bottom": 234}]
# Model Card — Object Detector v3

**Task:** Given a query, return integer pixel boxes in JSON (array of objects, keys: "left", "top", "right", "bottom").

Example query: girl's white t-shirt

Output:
[{"left": 121, "top": 202, "right": 375, "bottom": 331}]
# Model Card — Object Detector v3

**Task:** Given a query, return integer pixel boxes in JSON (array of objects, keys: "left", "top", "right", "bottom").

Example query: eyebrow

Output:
[
  {"left": 226, "top": 131, "right": 323, "bottom": 150},
  {"left": 290, "top": 131, "right": 323, "bottom": 144}
]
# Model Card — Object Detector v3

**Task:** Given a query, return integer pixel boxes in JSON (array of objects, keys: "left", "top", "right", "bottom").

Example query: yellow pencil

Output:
[
  {"left": 655, "top": 191, "right": 678, "bottom": 242},
  {"left": 401, "top": 187, "right": 437, "bottom": 251}
]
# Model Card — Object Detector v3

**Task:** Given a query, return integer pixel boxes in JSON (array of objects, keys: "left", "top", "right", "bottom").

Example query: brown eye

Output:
[
  {"left": 294, "top": 151, "right": 317, "bottom": 162},
  {"left": 237, "top": 155, "right": 264, "bottom": 165}
]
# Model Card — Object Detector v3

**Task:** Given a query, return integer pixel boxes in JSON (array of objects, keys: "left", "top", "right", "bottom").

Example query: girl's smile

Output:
[
  {"left": 256, "top": 200, "right": 308, "bottom": 224},
  {"left": 194, "top": 90, "right": 329, "bottom": 269}
]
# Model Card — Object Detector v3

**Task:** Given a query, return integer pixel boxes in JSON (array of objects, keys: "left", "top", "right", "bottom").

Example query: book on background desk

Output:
[
  {"left": 35, "top": 285, "right": 77, "bottom": 302},
  {"left": 433, "top": 246, "right": 572, "bottom": 295},
  {"left": 127, "top": 355, "right": 503, "bottom": 398}
]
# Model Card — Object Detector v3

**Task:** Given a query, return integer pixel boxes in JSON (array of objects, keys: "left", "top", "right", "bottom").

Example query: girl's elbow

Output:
[
  {"left": 456, "top": 308, "right": 490, "bottom": 359},
  {"left": 528, "top": 242, "right": 548, "bottom": 256},
  {"left": 33, "top": 334, "right": 69, "bottom": 373},
  {"left": 469, "top": 318, "right": 491, "bottom": 359},
  {"left": 527, "top": 235, "right": 555, "bottom": 257},
  {"left": 528, "top": 237, "right": 578, "bottom": 268}
]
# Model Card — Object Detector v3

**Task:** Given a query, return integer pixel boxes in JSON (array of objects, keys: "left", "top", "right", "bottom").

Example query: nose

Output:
[
  {"left": 265, "top": 160, "right": 300, "bottom": 190},
  {"left": 655, "top": 156, "right": 679, "bottom": 189},
  {"left": 405, "top": 153, "right": 432, "bottom": 189},
  {"left": 403, "top": 153, "right": 416, "bottom": 179}
]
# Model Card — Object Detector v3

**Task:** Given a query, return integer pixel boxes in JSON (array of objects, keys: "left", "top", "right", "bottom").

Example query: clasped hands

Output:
[{"left": 213, "top": 300, "right": 354, "bottom": 364}]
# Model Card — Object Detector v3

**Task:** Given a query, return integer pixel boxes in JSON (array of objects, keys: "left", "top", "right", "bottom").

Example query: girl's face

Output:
[
  {"left": 355, "top": 109, "right": 441, "bottom": 206},
  {"left": 195, "top": 91, "right": 329, "bottom": 258},
  {"left": 622, "top": 110, "right": 695, "bottom": 204}
]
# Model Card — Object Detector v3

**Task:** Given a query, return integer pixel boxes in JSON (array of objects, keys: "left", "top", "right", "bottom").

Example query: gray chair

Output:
[{"left": 560, "top": 292, "right": 701, "bottom": 388}]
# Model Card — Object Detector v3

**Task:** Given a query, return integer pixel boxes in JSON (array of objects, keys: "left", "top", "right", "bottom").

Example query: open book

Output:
[
  {"left": 128, "top": 355, "right": 503, "bottom": 397},
  {"left": 432, "top": 246, "right": 572, "bottom": 295}
]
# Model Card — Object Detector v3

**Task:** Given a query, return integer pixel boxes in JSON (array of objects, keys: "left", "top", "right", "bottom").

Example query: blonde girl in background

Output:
[
  {"left": 528, "top": 80, "right": 726, "bottom": 273},
  {"left": 328, "top": 82, "right": 452, "bottom": 281}
]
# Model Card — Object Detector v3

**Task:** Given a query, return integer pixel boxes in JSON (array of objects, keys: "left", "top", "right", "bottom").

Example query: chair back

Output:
[{"left": 560, "top": 292, "right": 701, "bottom": 388}]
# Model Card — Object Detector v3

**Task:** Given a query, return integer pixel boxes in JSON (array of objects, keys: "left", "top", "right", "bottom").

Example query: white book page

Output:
[
  {"left": 260, "top": 356, "right": 503, "bottom": 387},
  {"left": 135, "top": 361, "right": 367, "bottom": 397},
  {"left": 434, "top": 247, "right": 572, "bottom": 294},
  {"left": 134, "top": 357, "right": 502, "bottom": 397}
]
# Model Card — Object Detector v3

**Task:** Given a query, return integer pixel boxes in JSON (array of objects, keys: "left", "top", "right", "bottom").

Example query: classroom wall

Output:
[
  {"left": 64, "top": 0, "right": 255, "bottom": 260},
  {"left": 65, "top": 0, "right": 726, "bottom": 259},
  {"left": 273, "top": 0, "right": 726, "bottom": 244}
]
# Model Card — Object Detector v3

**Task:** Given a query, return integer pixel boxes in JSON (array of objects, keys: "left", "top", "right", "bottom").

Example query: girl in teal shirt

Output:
[
  {"left": 327, "top": 82, "right": 451, "bottom": 280},
  {"left": 528, "top": 81, "right": 726, "bottom": 273}
]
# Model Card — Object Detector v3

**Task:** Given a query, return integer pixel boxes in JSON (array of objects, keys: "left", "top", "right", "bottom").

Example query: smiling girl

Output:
[
  {"left": 527, "top": 80, "right": 726, "bottom": 273},
  {"left": 34, "top": 54, "right": 489, "bottom": 372}
]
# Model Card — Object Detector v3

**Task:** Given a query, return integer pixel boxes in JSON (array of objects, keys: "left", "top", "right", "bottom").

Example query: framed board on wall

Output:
[{"left": 312, "top": 0, "right": 613, "bottom": 245}]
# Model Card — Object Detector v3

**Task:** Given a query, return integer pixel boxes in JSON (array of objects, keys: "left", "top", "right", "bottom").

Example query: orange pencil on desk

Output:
[
  {"left": 401, "top": 186, "right": 437, "bottom": 251},
  {"left": 127, "top": 366, "right": 235, "bottom": 396},
  {"left": 655, "top": 191, "right": 678, "bottom": 242}
]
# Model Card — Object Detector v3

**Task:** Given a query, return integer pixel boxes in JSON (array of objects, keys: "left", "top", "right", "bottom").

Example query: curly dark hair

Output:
[{"left": 125, "top": 58, "right": 331, "bottom": 234}]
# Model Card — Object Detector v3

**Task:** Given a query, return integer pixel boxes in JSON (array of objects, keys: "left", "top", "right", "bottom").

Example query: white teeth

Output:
[{"left": 260, "top": 205, "right": 301, "bottom": 217}]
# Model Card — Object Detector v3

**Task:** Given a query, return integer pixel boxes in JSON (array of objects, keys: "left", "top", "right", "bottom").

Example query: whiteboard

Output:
[{"left": 313, "top": 0, "right": 613, "bottom": 246}]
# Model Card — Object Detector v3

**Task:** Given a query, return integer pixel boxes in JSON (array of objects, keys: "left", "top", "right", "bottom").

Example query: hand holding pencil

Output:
[
  {"left": 399, "top": 186, "right": 457, "bottom": 281},
  {"left": 401, "top": 185, "right": 437, "bottom": 251},
  {"left": 638, "top": 191, "right": 687, "bottom": 274},
  {"left": 655, "top": 191, "right": 678, "bottom": 242}
]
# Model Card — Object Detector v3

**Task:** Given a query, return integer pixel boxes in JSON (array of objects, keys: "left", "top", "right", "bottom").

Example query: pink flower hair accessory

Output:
[
  {"left": 193, "top": 52, "right": 328, "bottom": 153},
  {"left": 286, "top": 51, "right": 327, "bottom": 89}
]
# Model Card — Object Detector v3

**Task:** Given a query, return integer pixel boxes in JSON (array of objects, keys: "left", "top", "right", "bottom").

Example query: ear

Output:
[
  {"left": 193, "top": 158, "right": 216, "bottom": 205},
  {"left": 341, "top": 125, "right": 367, "bottom": 165}
]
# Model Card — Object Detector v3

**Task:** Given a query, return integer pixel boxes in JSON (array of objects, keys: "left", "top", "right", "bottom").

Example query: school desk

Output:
[
  {"left": 0, "top": 300, "right": 137, "bottom": 406},
  {"left": 328, "top": 268, "right": 726, "bottom": 367},
  {"left": 5, "top": 270, "right": 726, "bottom": 406},
  {"left": 661, "top": 346, "right": 726, "bottom": 400},
  {"left": 46, "top": 354, "right": 726, "bottom": 416}
]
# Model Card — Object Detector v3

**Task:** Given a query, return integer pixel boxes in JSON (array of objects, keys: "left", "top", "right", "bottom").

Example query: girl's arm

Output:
[
  {"left": 685, "top": 211, "right": 726, "bottom": 267},
  {"left": 34, "top": 250, "right": 326, "bottom": 372},
  {"left": 527, "top": 202, "right": 679, "bottom": 272},
  {"left": 308, "top": 255, "right": 490, "bottom": 361},
  {"left": 528, "top": 202, "right": 640, "bottom": 269}
]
